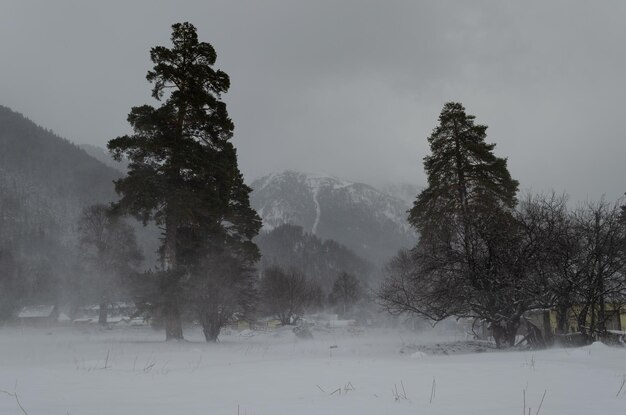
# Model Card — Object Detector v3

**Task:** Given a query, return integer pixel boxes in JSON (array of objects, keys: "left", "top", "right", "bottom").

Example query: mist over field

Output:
[{"left": 1, "top": 2, "right": 626, "bottom": 414}]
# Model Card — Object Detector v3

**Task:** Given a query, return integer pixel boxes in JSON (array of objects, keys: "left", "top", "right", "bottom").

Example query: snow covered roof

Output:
[
  {"left": 17, "top": 305, "right": 55, "bottom": 318},
  {"left": 57, "top": 313, "right": 72, "bottom": 322}
]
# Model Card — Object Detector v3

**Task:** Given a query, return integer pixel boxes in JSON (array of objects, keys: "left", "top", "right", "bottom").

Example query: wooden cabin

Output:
[{"left": 16, "top": 305, "right": 59, "bottom": 327}]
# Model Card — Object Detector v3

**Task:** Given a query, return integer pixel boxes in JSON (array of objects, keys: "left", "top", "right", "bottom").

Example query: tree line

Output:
[
  {"left": 88, "top": 27, "right": 626, "bottom": 346},
  {"left": 5, "top": 22, "right": 622, "bottom": 348},
  {"left": 0, "top": 106, "right": 124, "bottom": 321}
]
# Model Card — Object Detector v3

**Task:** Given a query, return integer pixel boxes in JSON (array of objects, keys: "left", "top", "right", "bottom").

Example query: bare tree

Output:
[
  {"left": 78, "top": 204, "right": 143, "bottom": 325},
  {"left": 260, "top": 266, "right": 318, "bottom": 325},
  {"left": 190, "top": 250, "right": 258, "bottom": 342},
  {"left": 569, "top": 199, "right": 626, "bottom": 339},
  {"left": 379, "top": 193, "right": 572, "bottom": 347},
  {"left": 329, "top": 272, "right": 362, "bottom": 317}
]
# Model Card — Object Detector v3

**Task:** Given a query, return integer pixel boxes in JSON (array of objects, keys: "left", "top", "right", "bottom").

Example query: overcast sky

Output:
[{"left": 1, "top": 1, "right": 625, "bottom": 202}]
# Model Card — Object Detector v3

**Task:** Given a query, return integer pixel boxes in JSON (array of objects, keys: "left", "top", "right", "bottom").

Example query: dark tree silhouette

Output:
[
  {"left": 381, "top": 102, "right": 530, "bottom": 347},
  {"left": 108, "top": 22, "right": 260, "bottom": 340},
  {"left": 260, "top": 266, "right": 318, "bottom": 325},
  {"left": 329, "top": 272, "right": 362, "bottom": 317}
]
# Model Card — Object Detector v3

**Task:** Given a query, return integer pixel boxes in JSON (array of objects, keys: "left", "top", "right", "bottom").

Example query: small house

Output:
[{"left": 16, "top": 305, "right": 59, "bottom": 327}]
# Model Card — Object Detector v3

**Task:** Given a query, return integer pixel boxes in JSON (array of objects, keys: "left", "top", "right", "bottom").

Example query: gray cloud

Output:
[{"left": 1, "top": 0, "right": 625, "bottom": 202}]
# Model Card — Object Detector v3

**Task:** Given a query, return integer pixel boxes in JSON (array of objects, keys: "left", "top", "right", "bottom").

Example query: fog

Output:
[
  {"left": 2, "top": 3, "right": 626, "bottom": 413},
  {"left": 2, "top": 1, "right": 626, "bottom": 201}
]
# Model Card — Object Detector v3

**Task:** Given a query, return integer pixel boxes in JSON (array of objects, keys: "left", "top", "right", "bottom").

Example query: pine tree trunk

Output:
[
  {"left": 163, "top": 212, "right": 184, "bottom": 341},
  {"left": 164, "top": 213, "right": 178, "bottom": 271},
  {"left": 202, "top": 318, "right": 221, "bottom": 342},
  {"left": 164, "top": 304, "right": 183, "bottom": 341},
  {"left": 201, "top": 305, "right": 221, "bottom": 342}
]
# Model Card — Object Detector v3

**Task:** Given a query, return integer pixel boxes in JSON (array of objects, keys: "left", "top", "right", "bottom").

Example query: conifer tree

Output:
[
  {"left": 108, "top": 22, "right": 261, "bottom": 340},
  {"left": 381, "top": 102, "right": 526, "bottom": 347},
  {"left": 409, "top": 102, "right": 518, "bottom": 235}
]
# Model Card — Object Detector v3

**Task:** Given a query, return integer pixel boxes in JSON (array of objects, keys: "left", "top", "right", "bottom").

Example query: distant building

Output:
[{"left": 16, "top": 305, "right": 59, "bottom": 326}]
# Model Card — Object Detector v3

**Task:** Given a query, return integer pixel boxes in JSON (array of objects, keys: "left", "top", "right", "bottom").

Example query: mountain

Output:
[
  {"left": 256, "top": 224, "right": 375, "bottom": 292},
  {"left": 78, "top": 143, "right": 128, "bottom": 173},
  {"left": 378, "top": 182, "right": 421, "bottom": 206},
  {"left": 0, "top": 107, "right": 121, "bottom": 205},
  {"left": 0, "top": 106, "right": 159, "bottom": 318},
  {"left": 250, "top": 170, "right": 417, "bottom": 266}
]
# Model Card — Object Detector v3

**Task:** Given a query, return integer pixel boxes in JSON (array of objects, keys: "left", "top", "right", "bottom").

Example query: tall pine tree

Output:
[
  {"left": 383, "top": 102, "right": 525, "bottom": 347},
  {"left": 108, "top": 22, "right": 261, "bottom": 340},
  {"left": 409, "top": 102, "right": 518, "bottom": 236}
]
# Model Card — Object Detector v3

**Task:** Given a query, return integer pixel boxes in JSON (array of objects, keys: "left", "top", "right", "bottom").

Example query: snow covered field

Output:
[{"left": 1, "top": 325, "right": 625, "bottom": 414}]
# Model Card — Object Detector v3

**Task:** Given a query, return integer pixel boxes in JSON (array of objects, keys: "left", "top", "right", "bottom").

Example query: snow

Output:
[
  {"left": 326, "top": 319, "right": 357, "bottom": 328},
  {"left": 252, "top": 171, "right": 418, "bottom": 247},
  {"left": 16, "top": 305, "right": 55, "bottom": 318},
  {"left": 410, "top": 351, "right": 428, "bottom": 359},
  {"left": 255, "top": 172, "right": 278, "bottom": 193},
  {"left": 258, "top": 201, "right": 292, "bottom": 232},
  {"left": 57, "top": 313, "right": 72, "bottom": 322},
  {"left": 1, "top": 325, "right": 625, "bottom": 414}
]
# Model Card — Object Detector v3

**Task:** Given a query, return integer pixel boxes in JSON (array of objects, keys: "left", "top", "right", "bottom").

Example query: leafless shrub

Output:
[
  {"left": 523, "top": 388, "right": 547, "bottom": 415},
  {"left": 429, "top": 377, "right": 436, "bottom": 404},
  {"left": 392, "top": 381, "right": 408, "bottom": 401},
  {"left": 616, "top": 375, "right": 626, "bottom": 397}
]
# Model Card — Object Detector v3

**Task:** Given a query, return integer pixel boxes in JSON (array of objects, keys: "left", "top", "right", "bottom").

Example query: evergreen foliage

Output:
[
  {"left": 108, "top": 22, "right": 261, "bottom": 340},
  {"left": 409, "top": 102, "right": 518, "bottom": 236},
  {"left": 382, "top": 102, "right": 528, "bottom": 347},
  {"left": 380, "top": 100, "right": 626, "bottom": 347}
]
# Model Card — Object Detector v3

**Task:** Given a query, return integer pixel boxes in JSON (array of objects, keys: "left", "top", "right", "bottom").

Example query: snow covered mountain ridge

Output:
[{"left": 250, "top": 170, "right": 418, "bottom": 266}]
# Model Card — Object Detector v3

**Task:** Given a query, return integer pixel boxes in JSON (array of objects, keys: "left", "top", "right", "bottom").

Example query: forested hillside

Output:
[
  {"left": 256, "top": 224, "right": 375, "bottom": 292},
  {"left": 0, "top": 106, "right": 123, "bottom": 318},
  {"left": 251, "top": 171, "right": 417, "bottom": 266},
  {"left": 78, "top": 143, "right": 128, "bottom": 173}
]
